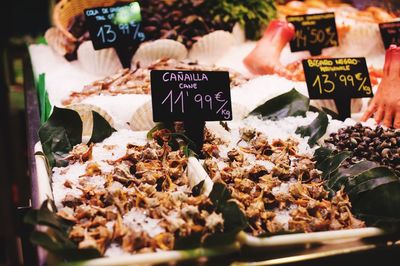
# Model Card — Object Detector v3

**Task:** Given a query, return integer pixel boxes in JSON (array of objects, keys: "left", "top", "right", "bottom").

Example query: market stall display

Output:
[
  {"left": 24, "top": 0, "right": 400, "bottom": 265},
  {"left": 29, "top": 89, "right": 400, "bottom": 265}
]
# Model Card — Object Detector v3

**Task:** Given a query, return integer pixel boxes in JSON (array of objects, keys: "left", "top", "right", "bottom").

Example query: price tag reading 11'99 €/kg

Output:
[{"left": 151, "top": 70, "right": 232, "bottom": 122}]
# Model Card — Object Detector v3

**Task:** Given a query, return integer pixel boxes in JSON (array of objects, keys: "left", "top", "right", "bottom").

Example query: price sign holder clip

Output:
[
  {"left": 184, "top": 120, "right": 206, "bottom": 155},
  {"left": 333, "top": 95, "right": 351, "bottom": 121},
  {"left": 309, "top": 48, "right": 323, "bottom": 57},
  {"left": 115, "top": 44, "right": 139, "bottom": 68}
]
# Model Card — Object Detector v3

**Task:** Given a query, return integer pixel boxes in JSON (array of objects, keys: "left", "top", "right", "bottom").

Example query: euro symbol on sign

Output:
[
  {"left": 215, "top": 92, "right": 225, "bottom": 102},
  {"left": 355, "top": 73, "right": 363, "bottom": 81}
]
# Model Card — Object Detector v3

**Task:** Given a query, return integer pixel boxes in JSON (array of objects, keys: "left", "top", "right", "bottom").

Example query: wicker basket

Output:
[{"left": 53, "top": 0, "right": 134, "bottom": 42}]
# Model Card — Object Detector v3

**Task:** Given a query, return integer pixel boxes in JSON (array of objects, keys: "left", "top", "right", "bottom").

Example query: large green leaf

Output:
[
  {"left": 88, "top": 111, "right": 116, "bottom": 144},
  {"left": 168, "top": 133, "right": 197, "bottom": 152},
  {"left": 314, "top": 147, "right": 333, "bottom": 168},
  {"left": 221, "top": 201, "right": 247, "bottom": 233},
  {"left": 326, "top": 160, "right": 379, "bottom": 192},
  {"left": 205, "top": 183, "right": 247, "bottom": 247},
  {"left": 203, "top": 231, "right": 239, "bottom": 248},
  {"left": 25, "top": 200, "right": 73, "bottom": 233},
  {"left": 351, "top": 182, "right": 400, "bottom": 224},
  {"left": 345, "top": 167, "right": 400, "bottom": 197},
  {"left": 25, "top": 200, "right": 101, "bottom": 261},
  {"left": 320, "top": 154, "right": 400, "bottom": 227},
  {"left": 39, "top": 107, "right": 116, "bottom": 168},
  {"left": 208, "top": 183, "right": 232, "bottom": 212},
  {"left": 175, "top": 183, "right": 246, "bottom": 250},
  {"left": 203, "top": 201, "right": 247, "bottom": 247},
  {"left": 191, "top": 180, "right": 205, "bottom": 197},
  {"left": 248, "top": 89, "right": 309, "bottom": 120},
  {"left": 295, "top": 109, "right": 328, "bottom": 146},
  {"left": 38, "top": 107, "right": 82, "bottom": 167},
  {"left": 317, "top": 151, "right": 352, "bottom": 180}
]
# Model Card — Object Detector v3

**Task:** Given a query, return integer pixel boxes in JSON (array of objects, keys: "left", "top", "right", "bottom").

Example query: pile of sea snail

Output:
[
  {"left": 325, "top": 123, "right": 400, "bottom": 174},
  {"left": 139, "top": 0, "right": 234, "bottom": 48}
]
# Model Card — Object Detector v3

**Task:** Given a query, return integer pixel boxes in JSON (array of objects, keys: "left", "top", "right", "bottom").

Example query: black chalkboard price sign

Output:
[
  {"left": 379, "top": 21, "right": 400, "bottom": 50},
  {"left": 287, "top": 12, "right": 338, "bottom": 56},
  {"left": 151, "top": 70, "right": 232, "bottom": 122},
  {"left": 302, "top": 57, "right": 373, "bottom": 120},
  {"left": 84, "top": 2, "right": 145, "bottom": 67},
  {"left": 84, "top": 2, "right": 144, "bottom": 50}
]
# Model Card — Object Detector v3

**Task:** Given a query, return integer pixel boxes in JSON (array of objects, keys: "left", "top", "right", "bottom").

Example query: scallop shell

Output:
[
  {"left": 129, "top": 100, "right": 155, "bottom": 131},
  {"left": 131, "top": 39, "right": 188, "bottom": 68},
  {"left": 77, "top": 41, "right": 122, "bottom": 76},
  {"left": 45, "top": 27, "right": 76, "bottom": 56},
  {"left": 189, "top": 30, "right": 236, "bottom": 65},
  {"left": 67, "top": 103, "right": 116, "bottom": 138},
  {"left": 231, "top": 23, "right": 246, "bottom": 44}
]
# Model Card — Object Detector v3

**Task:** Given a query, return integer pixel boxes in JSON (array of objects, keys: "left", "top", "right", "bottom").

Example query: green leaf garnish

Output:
[
  {"left": 345, "top": 167, "right": 399, "bottom": 198},
  {"left": 175, "top": 183, "right": 246, "bottom": 249},
  {"left": 295, "top": 109, "right": 328, "bottom": 146},
  {"left": 317, "top": 151, "right": 352, "bottom": 180},
  {"left": 326, "top": 160, "right": 379, "bottom": 192},
  {"left": 208, "top": 183, "right": 232, "bottom": 211},
  {"left": 249, "top": 89, "right": 309, "bottom": 120},
  {"left": 88, "top": 111, "right": 116, "bottom": 144},
  {"left": 38, "top": 107, "right": 115, "bottom": 168},
  {"left": 25, "top": 200, "right": 101, "bottom": 261},
  {"left": 191, "top": 180, "right": 205, "bottom": 197},
  {"left": 319, "top": 150, "right": 400, "bottom": 228},
  {"left": 38, "top": 107, "right": 82, "bottom": 167},
  {"left": 350, "top": 179, "right": 400, "bottom": 227},
  {"left": 314, "top": 147, "right": 333, "bottom": 167}
]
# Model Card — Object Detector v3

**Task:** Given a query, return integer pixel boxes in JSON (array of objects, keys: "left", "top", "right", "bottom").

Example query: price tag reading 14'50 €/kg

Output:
[
  {"left": 302, "top": 57, "right": 373, "bottom": 120},
  {"left": 287, "top": 12, "right": 338, "bottom": 56},
  {"left": 151, "top": 70, "right": 232, "bottom": 122}
]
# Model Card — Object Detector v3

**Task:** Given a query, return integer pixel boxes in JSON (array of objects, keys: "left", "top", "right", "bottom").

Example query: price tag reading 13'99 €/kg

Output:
[
  {"left": 302, "top": 58, "right": 373, "bottom": 99},
  {"left": 302, "top": 57, "right": 373, "bottom": 120},
  {"left": 84, "top": 2, "right": 145, "bottom": 50},
  {"left": 151, "top": 70, "right": 232, "bottom": 122}
]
